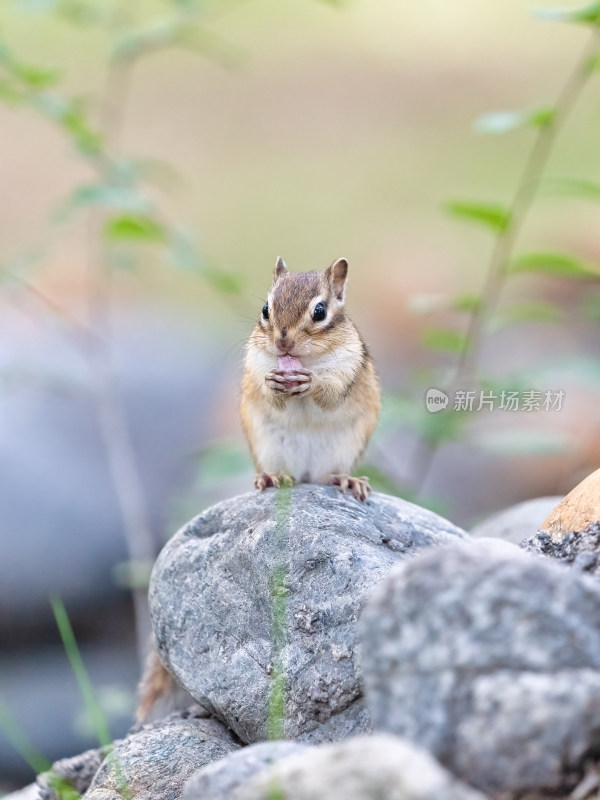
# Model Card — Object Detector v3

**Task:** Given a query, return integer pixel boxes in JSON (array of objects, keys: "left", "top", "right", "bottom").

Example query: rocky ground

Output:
[{"left": 8, "top": 472, "right": 600, "bottom": 800}]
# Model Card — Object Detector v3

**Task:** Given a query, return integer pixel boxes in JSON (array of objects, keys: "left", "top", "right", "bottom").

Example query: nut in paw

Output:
[{"left": 266, "top": 369, "right": 312, "bottom": 396}]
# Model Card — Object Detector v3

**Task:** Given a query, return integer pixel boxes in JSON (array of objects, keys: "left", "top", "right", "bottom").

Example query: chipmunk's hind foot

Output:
[
  {"left": 254, "top": 472, "right": 295, "bottom": 491},
  {"left": 327, "top": 473, "right": 371, "bottom": 502}
]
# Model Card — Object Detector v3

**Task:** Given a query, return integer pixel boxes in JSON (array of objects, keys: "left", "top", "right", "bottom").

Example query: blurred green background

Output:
[{"left": 1, "top": 0, "right": 600, "bottom": 791}]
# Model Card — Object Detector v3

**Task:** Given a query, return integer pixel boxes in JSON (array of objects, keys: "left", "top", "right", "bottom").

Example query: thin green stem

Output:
[
  {"left": 0, "top": 697, "right": 51, "bottom": 775},
  {"left": 457, "top": 27, "right": 600, "bottom": 383},
  {"left": 84, "top": 1, "right": 157, "bottom": 664},
  {"left": 413, "top": 27, "right": 600, "bottom": 496},
  {"left": 51, "top": 597, "right": 133, "bottom": 800},
  {"left": 51, "top": 596, "right": 112, "bottom": 748},
  {"left": 267, "top": 486, "right": 292, "bottom": 741}
]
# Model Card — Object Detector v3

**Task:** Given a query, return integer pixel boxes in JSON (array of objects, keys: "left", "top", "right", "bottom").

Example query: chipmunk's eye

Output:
[
  {"left": 262, "top": 304, "right": 269, "bottom": 320},
  {"left": 312, "top": 302, "right": 327, "bottom": 322}
]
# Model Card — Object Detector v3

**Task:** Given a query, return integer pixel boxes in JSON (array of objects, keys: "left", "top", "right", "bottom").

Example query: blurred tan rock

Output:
[{"left": 541, "top": 469, "right": 600, "bottom": 541}]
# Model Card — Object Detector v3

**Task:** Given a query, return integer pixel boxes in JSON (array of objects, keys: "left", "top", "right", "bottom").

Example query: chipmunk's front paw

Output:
[
  {"left": 255, "top": 472, "right": 295, "bottom": 491},
  {"left": 327, "top": 474, "right": 371, "bottom": 502},
  {"left": 266, "top": 369, "right": 312, "bottom": 396}
]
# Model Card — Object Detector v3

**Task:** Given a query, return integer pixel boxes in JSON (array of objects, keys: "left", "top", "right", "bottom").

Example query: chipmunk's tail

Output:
[{"left": 137, "top": 648, "right": 179, "bottom": 723}]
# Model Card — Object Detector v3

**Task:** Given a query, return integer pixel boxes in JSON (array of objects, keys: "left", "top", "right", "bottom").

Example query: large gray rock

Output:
[
  {"left": 83, "top": 708, "right": 240, "bottom": 800},
  {"left": 235, "top": 734, "right": 487, "bottom": 800},
  {"left": 360, "top": 539, "right": 600, "bottom": 795},
  {"left": 184, "top": 741, "right": 308, "bottom": 800},
  {"left": 149, "top": 485, "right": 466, "bottom": 744},
  {"left": 471, "top": 496, "right": 562, "bottom": 545}
]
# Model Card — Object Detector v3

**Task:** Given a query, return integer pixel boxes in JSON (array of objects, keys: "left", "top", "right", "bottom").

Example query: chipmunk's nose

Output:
[{"left": 275, "top": 331, "right": 295, "bottom": 353}]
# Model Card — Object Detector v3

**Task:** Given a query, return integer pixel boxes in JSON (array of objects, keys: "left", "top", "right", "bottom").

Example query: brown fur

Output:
[
  {"left": 270, "top": 271, "right": 325, "bottom": 329},
  {"left": 240, "top": 258, "right": 381, "bottom": 490},
  {"left": 137, "top": 649, "right": 175, "bottom": 722}
]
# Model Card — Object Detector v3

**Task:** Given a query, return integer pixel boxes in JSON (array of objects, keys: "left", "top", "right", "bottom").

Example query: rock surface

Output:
[
  {"left": 539, "top": 468, "right": 600, "bottom": 540},
  {"left": 84, "top": 708, "right": 240, "bottom": 800},
  {"left": 183, "top": 741, "right": 308, "bottom": 800},
  {"left": 149, "top": 484, "right": 467, "bottom": 744},
  {"left": 360, "top": 538, "right": 600, "bottom": 795},
  {"left": 234, "top": 734, "right": 488, "bottom": 800},
  {"left": 471, "top": 496, "right": 562, "bottom": 545},
  {"left": 37, "top": 747, "right": 104, "bottom": 799},
  {"left": 523, "top": 522, "right": 600, "bottom": 581}
]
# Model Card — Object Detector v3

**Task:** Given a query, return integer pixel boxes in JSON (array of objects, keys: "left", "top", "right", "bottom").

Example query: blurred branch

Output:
[
  {"left": 412, "top": 26, "right": 600, "bottom": 496},
  {"left": 84, "top": 2, "right": 156, "bottom": 664},
  {"left": 0, "top": 0, "right": 246, "bottom": 665},
  {"left": 457, "top": 28, "right": 600, "bottom": 383}
]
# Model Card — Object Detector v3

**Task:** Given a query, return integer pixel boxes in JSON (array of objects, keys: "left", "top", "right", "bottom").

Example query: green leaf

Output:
[
  {"left": 541, "top": 177, "right": 600, "bottom": 203},
  {"left": 15, "top": 64, "right": 60, "bottom": 89},
  {"left": 422, "top": 327, "right": 468, "bottom": 353},
  {"left": 491, "top": 302, "right": 562, "bottom": 328},
  {"left": 45, "top": 773, "right": 81, "bottom": 800},
  {"left": 445, "top": 201, "right": 511, "bottom": 233},
  {"left": 65, "top": 184, "right": 151, "bottom": 215},
  {"left": 535, "top": 2, "right": 600, "bottom": 24},
  {"left": 588, "top": 54, "right": 600, "bottom": 71},
  {"left": 530, "top": 107, "right": 557, "bottom": 127},
  {"left": 475, "top": 107, "right": 555, "bottom": 134},
  {"left": 105, "top": 215, "right": 165, "bottom": 243},
  {"left": 168, "top": 228, "right": 202, "bottom": 272},
  {"left": 452, "top": 293, "right": 481, "bottom": 313},
  {"left": 204, "top": 267, "right": 243, "bottom": 295},
  {"left": 32, "top": 93, "right": 102, "bottom": 154},
  {"left": 61, "top": 106, "right": 102, "bottom": 154},
  {"left": 168, "top": 230, "right": 242, "bottom": 293},
  {"left": 509, "top": 252, "right": 598, "bottom": 277}
]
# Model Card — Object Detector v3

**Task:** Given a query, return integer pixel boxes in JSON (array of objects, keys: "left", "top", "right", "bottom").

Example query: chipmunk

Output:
[
  {"left": 241, "top": 257, "right": 380, "bottom": 501},
  {"left": 137, "top": 257, "right": 379, "bottom": 722}
]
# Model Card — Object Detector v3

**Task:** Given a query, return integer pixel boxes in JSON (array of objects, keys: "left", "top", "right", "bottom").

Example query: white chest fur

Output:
[
  {"left": 245, "top": 344, "right": 365, "bottom": 481},
  {"left": 255, "top": 396, "right": 364, "bottom": 480}
]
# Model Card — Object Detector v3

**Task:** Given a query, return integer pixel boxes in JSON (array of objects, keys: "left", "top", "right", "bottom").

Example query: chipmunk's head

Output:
[{"left": 256, "top": 257, "right": 349, "bottom": 361}]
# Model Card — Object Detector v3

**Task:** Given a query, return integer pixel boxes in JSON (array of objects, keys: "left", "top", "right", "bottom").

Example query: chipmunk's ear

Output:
[
  {"left": 326, "top": 257, "right": 348, "bottom": 302},
  {"left": 274, "top": 256, "right": 288, "bottom": 280}
]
